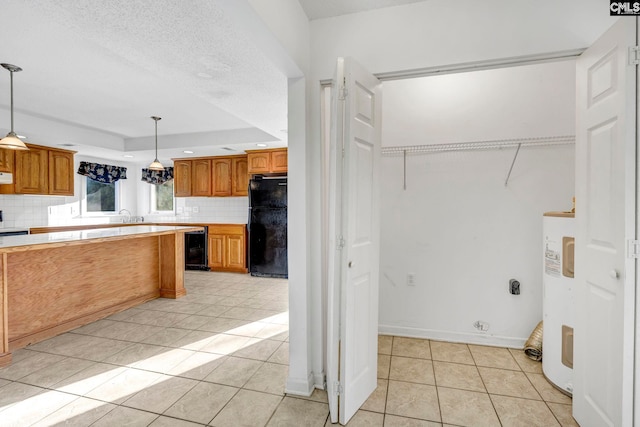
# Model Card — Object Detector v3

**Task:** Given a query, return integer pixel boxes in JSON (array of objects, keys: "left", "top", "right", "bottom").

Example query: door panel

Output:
[
  {"left": 574, "top": 18, "right": 637, "bottom": 427},
  {"left": 327, "top": 57, "right": 381, "bottom": 425}
]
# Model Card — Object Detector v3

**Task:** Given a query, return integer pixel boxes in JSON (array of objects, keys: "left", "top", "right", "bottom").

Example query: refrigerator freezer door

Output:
[{"left": 249, "top": 178, "right": 287, "bottom": 209}]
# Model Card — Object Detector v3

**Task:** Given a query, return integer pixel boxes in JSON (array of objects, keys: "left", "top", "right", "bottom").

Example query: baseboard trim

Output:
[
  {"left": 285, "top": 371, "right": 315, "bottom": 396},
  {"left": 378, "top": 324, "right": 527, "bottom": 349},
  {"left": 313, "top": 371, "right": 325, "bottom": 390}
]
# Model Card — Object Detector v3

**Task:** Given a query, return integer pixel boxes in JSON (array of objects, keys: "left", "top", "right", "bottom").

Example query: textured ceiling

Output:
[
  {"left": 298, "top": 0, "right": 429, "bottom": 20},
  {"left": 0, "top": 0, "right": 288, "bottom": 161}
]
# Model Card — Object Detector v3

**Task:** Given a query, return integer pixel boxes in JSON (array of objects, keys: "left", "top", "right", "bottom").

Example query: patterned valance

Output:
[
  {"left": 77, "top": 161, "right": 127, "bottom": 183},
  {"left": 141, "top": 167, "right": 174, "bottom": 185}
]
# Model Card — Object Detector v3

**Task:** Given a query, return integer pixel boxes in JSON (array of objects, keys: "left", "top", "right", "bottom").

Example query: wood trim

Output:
[
  {"left": 159, "top": 233, "right": 186, "bottom": 299},
  {"left": 0, "top": 253, "right": 8, "bottom": 359}
]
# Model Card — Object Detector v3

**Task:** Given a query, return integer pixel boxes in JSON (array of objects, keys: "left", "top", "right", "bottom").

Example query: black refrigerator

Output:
[{"left": 248, "top": 177, "right": 288, "bottom": 278}]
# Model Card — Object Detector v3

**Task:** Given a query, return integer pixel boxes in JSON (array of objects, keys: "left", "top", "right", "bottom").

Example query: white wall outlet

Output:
[
  {"left": 407, "top": 273, "right": 416, "bottom": 286},
  {"left": 193, "top": 207, "right": 199, "bottom": 213},
  {"left": 473, "top": 320, "right": 490, "bottom": 332},
  {"left": 177, "top": 207, "right": 183, "bottom": 213}
]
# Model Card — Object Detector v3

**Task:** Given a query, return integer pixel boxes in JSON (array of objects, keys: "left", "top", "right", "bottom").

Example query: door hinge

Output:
[
  {"left": 333, "top": 381, "right": 343, "bottom": 396},
  {"left": 338, "top": 86, "right": 348, "bottom": 100},
  {"left": 628, "top": 239, "right": 640, "bottom": 258},
  {"left": 337, "top": 236, "right": 345, "bottom": 250},
  {"left": 628, "top": 46, "right": 640, "bottom": 65},
  {"left": 339, "top": 77, "right": 348, "bottom": 100}
]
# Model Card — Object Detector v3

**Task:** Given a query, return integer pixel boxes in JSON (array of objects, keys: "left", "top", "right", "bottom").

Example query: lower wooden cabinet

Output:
[{"left": 208, "top": 224, "right": 247, "bottom": 273}]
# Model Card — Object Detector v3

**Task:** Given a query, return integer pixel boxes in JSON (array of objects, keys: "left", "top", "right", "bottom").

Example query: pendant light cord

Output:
[
  {"left": 9, "top": 70, "right": 14, "bottom": 133},
  {"left": 154, "top": 118, "right": 158, "bottom": 160}
]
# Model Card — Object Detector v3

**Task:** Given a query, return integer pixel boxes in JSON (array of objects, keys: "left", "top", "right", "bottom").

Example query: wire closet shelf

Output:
[
  {"left": 380, "top": 135, "right": 576, "bottom": 189},
  {"left": 380, "top": 135, "right": 575, "bottom": 156}
]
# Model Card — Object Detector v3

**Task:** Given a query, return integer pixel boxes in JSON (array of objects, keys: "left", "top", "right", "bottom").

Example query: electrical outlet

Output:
[
  {"left": 473, "top": 320, "right": 490, "bottom": 332},
  {"left": 193, "top": 207, "right": 199, "bottom": 213},
  {"left": 407, "top": 273, "right": 416, "bottom": 286}
]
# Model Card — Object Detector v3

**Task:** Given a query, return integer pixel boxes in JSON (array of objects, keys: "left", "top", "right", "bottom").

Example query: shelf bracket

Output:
[
  {"left": 403, "top": 150, "right": 407, "bottom": 190},
  {"left": 504, "top": 143, "right": 522, "bottom": 187}
]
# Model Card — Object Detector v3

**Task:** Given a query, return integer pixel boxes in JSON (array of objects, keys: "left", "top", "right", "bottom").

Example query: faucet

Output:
[{"left": 118, "top": 209, "right": 132, "bottom": 223}]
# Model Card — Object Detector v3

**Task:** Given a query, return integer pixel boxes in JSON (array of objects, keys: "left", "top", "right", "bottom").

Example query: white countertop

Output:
[{"left": 0, "top": 225, "right": 202, "bottom": 250}]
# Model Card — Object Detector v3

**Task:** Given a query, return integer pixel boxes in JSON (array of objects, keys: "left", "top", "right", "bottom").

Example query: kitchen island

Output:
[{"left": 0, "top": 225, "right": 201, "bottom": 367}]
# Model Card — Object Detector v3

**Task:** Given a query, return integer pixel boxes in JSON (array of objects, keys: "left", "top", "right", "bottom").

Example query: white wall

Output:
[{"left": 380, "top": 61, "right": 576, "bottom": 347}]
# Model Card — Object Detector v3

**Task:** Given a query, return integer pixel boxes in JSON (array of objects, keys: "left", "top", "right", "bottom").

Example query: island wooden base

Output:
[{"left": 0, "top": 227, "right": 195, "bottom": 367}]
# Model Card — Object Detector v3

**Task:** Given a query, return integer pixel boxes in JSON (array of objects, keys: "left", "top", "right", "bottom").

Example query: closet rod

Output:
[{"left": 381, "top": 135, "right": 575, "bottom": 156}]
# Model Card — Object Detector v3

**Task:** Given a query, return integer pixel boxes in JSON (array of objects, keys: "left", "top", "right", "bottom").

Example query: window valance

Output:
[
  {"left": 141, "top": 167, "right": 174, "bottom": 185},
  {"left": 77, "top": 161, "right": 128, "bottom": 184}
]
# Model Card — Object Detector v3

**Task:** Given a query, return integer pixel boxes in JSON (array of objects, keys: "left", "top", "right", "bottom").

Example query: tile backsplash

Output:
[{"left": 0, "top": 194, "right": 249, "bottom": 229}]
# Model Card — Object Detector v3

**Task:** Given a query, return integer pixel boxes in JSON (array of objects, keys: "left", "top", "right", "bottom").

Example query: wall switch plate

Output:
[{"left": 407, "top": 273, "right": 416, "bottom": 286}]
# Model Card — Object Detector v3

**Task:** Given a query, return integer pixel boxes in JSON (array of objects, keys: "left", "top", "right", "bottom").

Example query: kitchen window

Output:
[
  {"left": 86, "top": 177, "right": 118, "bottom": 213},
  {"left": 151, "top": 180, "right": 174, "bottom": 212}
]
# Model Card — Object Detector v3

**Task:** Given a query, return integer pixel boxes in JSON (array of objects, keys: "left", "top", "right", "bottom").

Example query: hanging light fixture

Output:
[
  {"left": 0, "top": 63, "right": 29, "bottom": 150},
  {"left": 148, "top": 116, "right": 164, "bottom": 171}
]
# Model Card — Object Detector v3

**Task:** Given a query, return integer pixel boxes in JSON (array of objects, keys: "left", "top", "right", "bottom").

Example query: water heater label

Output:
[{"left": 545, "top": 241, "right": 561, "bottom": 277}]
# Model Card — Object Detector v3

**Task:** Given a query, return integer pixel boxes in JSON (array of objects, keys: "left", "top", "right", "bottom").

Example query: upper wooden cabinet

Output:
[
  {"left": 212, "top": 158, "right": 232, "bottom": 197},
  {"left": 232, "top": 157, "right": 248, "bottom": 196},
  {"left": 15, "top": 146, "right": 48, "bottom": 194},
  {"left": 0, "top": 149, "right": 14, "bottom": 173},
  {"left": 173, "top": 160, "right": 192, "bottom": 197},
  {"left": 0, "top": 144, "right": 75, "bottom": 196},
  {"left": 173, "top": 154, "right": 248, "bottom": 197},
  {"left": 48, "top": 150, "right": 74, "bottom": 195},
  {"left": 192, "top": 159, "right": 212, "bottom": 196},
  {"left": 246, "top": 148, "right": 288, "bottom": 175}
]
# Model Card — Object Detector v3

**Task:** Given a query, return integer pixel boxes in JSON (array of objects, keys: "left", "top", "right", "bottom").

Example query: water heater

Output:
[{"left": 542, "top": 212, "right": 575, "bottom": 395}]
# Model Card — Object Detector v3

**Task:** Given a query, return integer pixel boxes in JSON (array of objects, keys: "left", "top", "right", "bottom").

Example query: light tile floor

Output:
[{"left": 0, "top": 272, "right": 577, "bottom": 426}]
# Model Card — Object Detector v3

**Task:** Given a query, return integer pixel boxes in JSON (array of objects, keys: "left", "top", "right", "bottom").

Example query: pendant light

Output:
[
  {"left": 0, "top": 63, "right": 29, "bottom": 150},
  {"left": 148, "top": 116, "right": 164, "bottom": 171}
]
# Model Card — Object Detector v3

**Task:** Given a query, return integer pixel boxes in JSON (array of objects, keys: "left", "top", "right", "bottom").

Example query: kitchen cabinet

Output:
[
  {"left": 173, "top": 154, "right": 248, "bottom": 197},
  {"left": 271, "top": 149, "right": 288, "bottom": 173},
  {"left": 0, "top": 149, "right": 14, "bottom": 173},
  {"left": 232, "top": 156, "right": 248, "bottom": 196},
  {"left": 48, "top": 150, "right": 74, "bottom": 195},
  {"left": 14, "top": 146, "right": 48, "bottom": 194},
  {"left": 0, "top": 144, "right": 76, "bottom": 196},
  {"left": 173, "top": 160, "right": 192, "bottom": 197},
  {"left": 212, "top": 158, "right": 231, "bottom": 196},
  {"left": 246, "top": 148, "right": 288, "bottom": 175},
  {"left": 192, "top": 159, "right": 212, "bottom": 196},
  {"left": 208, "top": 224, "right": 247, "bottom": 273}
]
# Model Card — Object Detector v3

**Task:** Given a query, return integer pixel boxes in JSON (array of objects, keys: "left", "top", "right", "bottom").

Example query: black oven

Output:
[{"left": 185, "top": 227, "right": 209, "bottom": 270}]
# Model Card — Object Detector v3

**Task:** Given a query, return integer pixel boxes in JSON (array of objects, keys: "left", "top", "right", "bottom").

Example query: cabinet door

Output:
[
  {"left": 208, "top": 234, "right": 225, "bottom": 269},
  {"left": 174, "top": 160, "right": 192, "bottom": 197},
  {"left": 192, "top": 159, "right": 212, "bottom": 196},
  {"left": 212, "top": 158, "right": 232, "bottom": 197},
  {"left": 0, "top": 149, "right": 14, "bottom": 173},
  {"left": 48, "top": 150, "right": 74, "bottom": 195},
  {"left": 15, "top": 147, "right": 48, "bottom": 194},
  {"left": 247, "top": 152, "right": 270, "bottom": 174},
  {"left": 232, "top": 157, "right": 248, "bottom": 196},
  {"left": 226, "top": 234, "right": 246, "bottom": 270},
  {"left": 271, "top": 149, "right": 288, "bottom": 173}
]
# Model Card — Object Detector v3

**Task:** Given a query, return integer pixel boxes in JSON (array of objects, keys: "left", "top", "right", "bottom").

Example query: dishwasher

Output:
[{"left": 185, "top": 227, "right": 209, "bottom": 270}]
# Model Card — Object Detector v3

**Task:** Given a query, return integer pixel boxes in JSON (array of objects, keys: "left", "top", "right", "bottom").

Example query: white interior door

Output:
[
  {"left": 326, "top": 57, "right": 382, "bottom": 425},
  {"left": 574, "top": 17, "right": 637, "bottom": 427}
]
